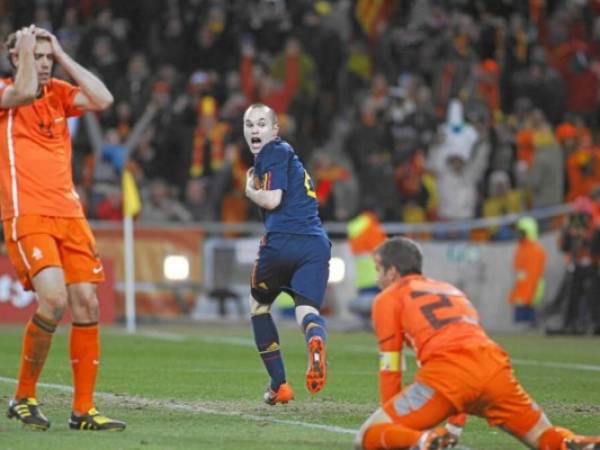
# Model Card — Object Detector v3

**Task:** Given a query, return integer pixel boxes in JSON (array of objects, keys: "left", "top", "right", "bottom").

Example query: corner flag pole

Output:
[{"left": 122, "top": 169, "right": 141, "bottom": 334}]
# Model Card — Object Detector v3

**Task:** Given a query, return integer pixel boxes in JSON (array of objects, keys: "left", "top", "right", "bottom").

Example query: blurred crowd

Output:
[{"left": 3, "top": 0, "right": 600, "bottom": 237}]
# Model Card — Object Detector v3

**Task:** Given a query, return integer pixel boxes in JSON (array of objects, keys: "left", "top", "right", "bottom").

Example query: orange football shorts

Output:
[
  {"left": 3, "top": 215, "right": 105, "bottom": 291},
  {"left": 415, "top": 343, "right": 543, "bottom": 437},
  {"left": 382, "top": 342, "right": 543, "bottom": 439}
]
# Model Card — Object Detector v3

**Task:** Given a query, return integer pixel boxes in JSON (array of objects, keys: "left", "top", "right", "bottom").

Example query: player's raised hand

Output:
[
  {"left": 14, "top": 25, "right": 36, "bottom": 54},
  {"left": 33, "top": 27, "right": 65, "bottom": 58}
]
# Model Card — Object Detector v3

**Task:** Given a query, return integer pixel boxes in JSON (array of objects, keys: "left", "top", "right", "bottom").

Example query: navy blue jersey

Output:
[{"left": 254, "top": 138, "right": 325, "bottom": 236}]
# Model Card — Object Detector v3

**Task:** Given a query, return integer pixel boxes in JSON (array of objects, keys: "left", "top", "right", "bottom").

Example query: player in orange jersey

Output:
[
  {"left": 354, "top": 237, "right": 600, "bottom": 450},
  {"left": 1, "top": 25, "right": 125, "bottom": 431}
]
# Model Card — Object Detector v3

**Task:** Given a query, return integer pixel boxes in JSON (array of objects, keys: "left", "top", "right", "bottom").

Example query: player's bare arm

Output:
[
  {"left": 245, "top": 167, "right": 283, "bottom": 210},
  {"left": 0, "top": 25, "right": 38, "bottom": 108},
  {"left": 35, "top": 28, "right": 113, "bottom": 111}
]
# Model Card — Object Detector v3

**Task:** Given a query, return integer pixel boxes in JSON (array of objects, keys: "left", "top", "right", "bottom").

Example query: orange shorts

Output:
[
  {"left": 383, "top": 343, "right": 542, "bottom": 438},
  {"left": 3, "top": 215, "right": 105, "bottom": 291}
]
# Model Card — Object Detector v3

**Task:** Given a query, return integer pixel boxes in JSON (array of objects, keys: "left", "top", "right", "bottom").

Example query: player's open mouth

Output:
[{"left": 251, "top": 137, "right": 261, "bottom": 144}]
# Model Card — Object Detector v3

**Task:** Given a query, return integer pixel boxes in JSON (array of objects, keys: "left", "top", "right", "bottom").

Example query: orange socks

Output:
[
  {"left": 363, "top": 423, "right": 423, "bottom": 450},
  {"left": 70, "top": 322, "right": 100, "bottom": 415},
  {"left": 539, "top": 427, "right": 575, "bottom": 450},
  {"left": 15, "top": 313, "right": 57, "bottom": 399}
]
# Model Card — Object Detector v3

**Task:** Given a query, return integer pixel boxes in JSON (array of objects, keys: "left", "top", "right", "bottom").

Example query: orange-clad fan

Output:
[
  {"left": 0, "top": 25, "right": 125, "bottom": 431},
  {"left": 354, "top": 237, "right": 600, "bottom": 450},
  {"left": 565, "top": 145, "right": 600, "bottom": 202}
]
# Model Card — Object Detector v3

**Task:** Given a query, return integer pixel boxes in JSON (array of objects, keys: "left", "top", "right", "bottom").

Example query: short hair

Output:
[
  {"left": 3, "top": 32, "right": 51, "bottom": 70},
  {"left": 374, "top": 236, "right": 423, "bottom": 276},
  {"left": 4, "top": 31, "right": 50, "bottom": 52},
  {"left": 245, "top": 102, "right": 278, "bottom": 125}
]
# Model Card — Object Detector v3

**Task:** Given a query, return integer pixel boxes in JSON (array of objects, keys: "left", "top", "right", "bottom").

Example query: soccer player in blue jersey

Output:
[{"left": 243, "top": 103, "right": 331, "bottom": 404}]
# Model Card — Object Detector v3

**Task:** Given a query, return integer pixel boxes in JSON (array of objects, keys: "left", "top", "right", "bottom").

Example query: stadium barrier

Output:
[{"left": 80, "top": 204, "right": 572, "bottom": 331}]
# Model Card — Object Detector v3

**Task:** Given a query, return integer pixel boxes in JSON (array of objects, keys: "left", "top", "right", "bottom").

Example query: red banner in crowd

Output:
[{"left": 0, "top": 256, "right": 116, "bottom": 324}]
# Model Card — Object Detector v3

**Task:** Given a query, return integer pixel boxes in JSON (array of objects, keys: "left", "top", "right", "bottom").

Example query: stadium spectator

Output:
[
  {"left": 527, "top": 109, "right": 565, "bottom": 210},
  {"left": 113, "top": 52, "right": 152, "bottom": 121},
  {"left": 565, "top": 136, "right": 600, "bottom": 202},
  {"left": 243, "top": 103, "right": 329, "bottom": 405},
  {"left": 354, "top": 236, "right": 600, "bottom": 450},
  {"left": 93, "top": 184, "right": 123, "bottom": 222},
  {"left": 3, "top": 1, "right": 600, "bottom": 231},
  {"left": 184, "top": 178, "right": 215, "bottom": 222},
  {"left": 139, "top": 177, "right": 192, "bottom": 223},
  {"left": 310, "top": 152, "right": 351, "bottom": 222},
  {"left": 1, "top": 25, "right": 125, "bottom": 431},
  {"left": 345, "top": 97, "right": 396, "bottom": 219},
  {"left": 308, "top": 118, "right": 359, "bottom": 222},
  {"left": 427, "top": 100, "right": 489, "bottom": 225},
  {"left": 239, "top": 36, "right": 300, "bottom": 115},
  {"left": 481, "top": 170, "right": 525, "bottom": 240}
]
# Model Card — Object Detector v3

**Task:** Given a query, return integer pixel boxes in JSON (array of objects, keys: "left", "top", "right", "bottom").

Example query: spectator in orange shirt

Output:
[
  {"left": 354, "top": 237, "right": 599, "bottom": 450},
  {"left": 0, "top": 26, "right": 124, "bottom": 431},
  {"left": 565, "top": 144, "right": 600, "bottom": 202},
  {"left": 508, "top": 217, "right": 547, "bottom": 327}
]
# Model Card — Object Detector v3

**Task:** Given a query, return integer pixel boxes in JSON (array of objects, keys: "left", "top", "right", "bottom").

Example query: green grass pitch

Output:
[{"left": 0, "top": 323, "right": 599, "bottom": 450}]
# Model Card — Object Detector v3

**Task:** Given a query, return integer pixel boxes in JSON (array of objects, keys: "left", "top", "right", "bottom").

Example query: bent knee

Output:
[
  {"left": 354, "top": 408, "right": 392, "bottom": 450},
  {"left": 249, "top": 295, "right": 272, "bottom": 316}
]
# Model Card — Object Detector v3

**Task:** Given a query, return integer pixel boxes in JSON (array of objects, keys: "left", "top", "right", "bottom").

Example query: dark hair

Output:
[{"left": 374, "top": 236, "right": 423, "bottom": 276}]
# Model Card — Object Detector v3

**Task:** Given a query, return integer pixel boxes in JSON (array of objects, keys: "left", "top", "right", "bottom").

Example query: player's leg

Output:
[
  {"left": 61, "top": 218, "right": 124, "bottom": 430},
  {"left": 511, "top": 413, "right": 600, "bottom": 450},
  {"left": 65, "top": 282, "right": 124, "bottom": 430},
  {"left": 250, "top": 235, "right": 292, "bottom": 404},
  {"left": 480, "top": 357, "right": 597, "bottom": 450},
  {"left": 4, "top": 223, "right": 66, "bottom": 430},
  {"left": 289, "top": 234, "right": 330, "bottom": 394},
  {"left": 355, "top": 383, "right": 457, "bottom": 450},
  {"left": 294, "top": 299, "right": 327, "bottom": 393}
]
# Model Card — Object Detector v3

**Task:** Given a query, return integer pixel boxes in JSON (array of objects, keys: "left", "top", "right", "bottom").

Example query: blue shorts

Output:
[{"left": 251, "top": 232, "right": 331, "bottom": 308}]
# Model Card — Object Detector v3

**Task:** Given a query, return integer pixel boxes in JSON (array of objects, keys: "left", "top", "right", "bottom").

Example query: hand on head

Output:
[
  {"left": 30, "top": 26, "right": 63, "bottom": 55},
  {"left": 13, "top": 25, "right": 37, "bottom": 54}
]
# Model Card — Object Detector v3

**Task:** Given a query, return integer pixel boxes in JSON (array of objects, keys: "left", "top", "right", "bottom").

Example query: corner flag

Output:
[{"left": 122, "top": 169, "right": 141, "bottom": 217}]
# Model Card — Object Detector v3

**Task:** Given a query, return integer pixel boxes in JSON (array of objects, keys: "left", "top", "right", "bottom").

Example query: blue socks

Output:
[
  {"left": 251, "top": 314, "right": 286, "bottom": 391},
  {"left": 301, "top": 313, "right": 327, "bottom": 343}
]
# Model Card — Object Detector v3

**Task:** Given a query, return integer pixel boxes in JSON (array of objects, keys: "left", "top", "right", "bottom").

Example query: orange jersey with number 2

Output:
[
  {"left": 373, "top": 274, "right": 489, "bottom": 402},
  {"left": 373, "top": 274, "right": 542, "bottom": 436}
]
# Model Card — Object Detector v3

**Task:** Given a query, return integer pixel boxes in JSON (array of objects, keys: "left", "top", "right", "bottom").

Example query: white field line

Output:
[
  {"left": 0, "top": 375, "right": 476, "bottom": 450},
  {"left": 0, "top": 376, "right": 356, "bottom": 435},
  {"left": 158, "top": 333, "right": 600, "bottom": 374}
]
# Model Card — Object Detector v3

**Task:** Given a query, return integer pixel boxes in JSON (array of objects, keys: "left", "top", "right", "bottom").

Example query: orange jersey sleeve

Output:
[
  {"left": 0, "top": 78, "right": 84, "bottom": 220},
  {"left": 372, "top": 288, "right": 405, "bottom": 404}
]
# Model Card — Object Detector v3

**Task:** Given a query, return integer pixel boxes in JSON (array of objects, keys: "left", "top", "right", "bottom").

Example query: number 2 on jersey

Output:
[
  {"left": 304, "top": 170, "right": 317, "bottom": 199},
  {"left": 411, "top": 291, "right": 463, "bottom": 330}
]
